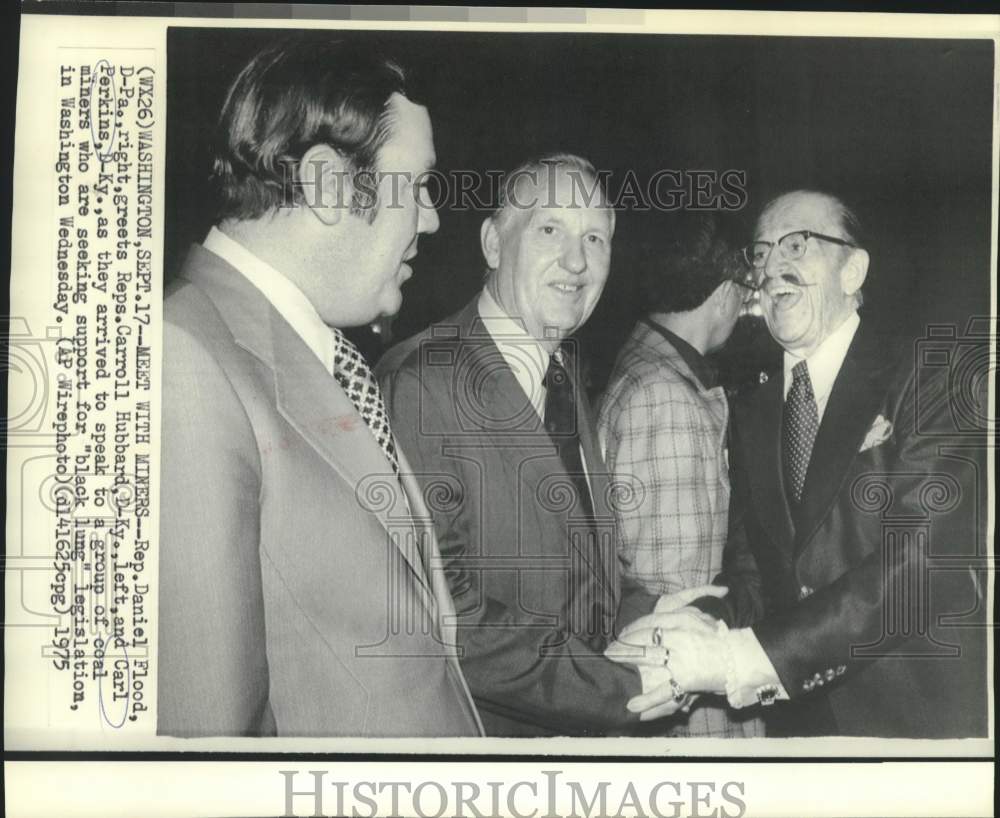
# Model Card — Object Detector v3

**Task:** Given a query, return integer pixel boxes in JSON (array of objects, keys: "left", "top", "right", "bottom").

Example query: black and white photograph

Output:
[
  {"left": 3, "top": 6, "right": 996, "bottom": 817},
  {"left": 161, "top": 26, "right": 992, "bottom": 741}
]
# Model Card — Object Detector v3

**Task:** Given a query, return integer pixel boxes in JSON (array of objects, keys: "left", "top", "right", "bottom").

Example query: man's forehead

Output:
[
  {"left": 756, "top": 192, "right": 839, "bottom": 237},
  {"left": 380, "top": 94, "right": 436, "bottom": 169},
  {"left": 511, "top": 168, "right": 612, "bottom": 223}
]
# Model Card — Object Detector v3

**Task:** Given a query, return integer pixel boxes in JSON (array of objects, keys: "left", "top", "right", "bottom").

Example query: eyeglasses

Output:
[{"left": 743, "top": 230, "right": 857, "bottom": 269}]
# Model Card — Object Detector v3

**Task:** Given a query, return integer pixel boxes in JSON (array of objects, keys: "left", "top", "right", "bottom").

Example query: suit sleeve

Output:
[
  {"left": 380, "top": 364, "right": 644, "bottom": 735},
  {"left": 753, "top": 362, "right": 985, "bottom": 698},
  {"left": 158, "top": 322, "right": 272, "bottom": 736}
]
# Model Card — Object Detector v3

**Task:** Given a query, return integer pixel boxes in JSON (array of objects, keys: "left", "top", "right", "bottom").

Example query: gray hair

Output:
[{"left": 490, "top": 152, "right": 614, "bottom": 233}]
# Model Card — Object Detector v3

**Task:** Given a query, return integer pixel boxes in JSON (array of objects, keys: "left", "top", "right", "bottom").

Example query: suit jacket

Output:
[
  {"left": 708, "top": 318, "right": 988, "bottom": 737},
  {"left": 158, "top": 245, "right": 483, "bottom": 737},
  {"left": 599, "top": 319, "right": 764, "bottom": 738},
  {"left": 377, "top": 297, "right": 659, "bottom": 736}
]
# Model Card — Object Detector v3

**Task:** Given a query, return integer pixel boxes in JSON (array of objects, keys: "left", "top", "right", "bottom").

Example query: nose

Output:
[
  {"left": 418, "top": 200, "right": 439, "bottom": 235},
  {"left": 561, "top": 238, "right": 587, "bottom": 275},
  {"left": 761, "top": 244, "right": 785, "bottom": 279}
]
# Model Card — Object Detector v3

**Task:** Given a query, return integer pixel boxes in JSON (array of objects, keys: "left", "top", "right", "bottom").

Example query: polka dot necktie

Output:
[
  {"left": 331, "top": 329, "right": 399, "bottom": 476},
  {"left": 782, "top": 360, "right": 819, "bottom": 504}
]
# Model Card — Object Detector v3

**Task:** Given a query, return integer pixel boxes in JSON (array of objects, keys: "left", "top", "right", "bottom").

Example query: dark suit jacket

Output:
[
  {"left": 377, "top": 297, "right": 660, "bottom": 735},
  {"left": 158, "top": 245, "right": 482, "bottom": 737},
  {"left": 705, "top": 318, "right": 988, "bottom": 737}
]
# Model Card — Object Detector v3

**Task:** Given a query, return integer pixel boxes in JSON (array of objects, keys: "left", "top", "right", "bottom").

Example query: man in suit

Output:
[
  {"left": 377, "top": 155, "right": 723, "bottom": 736},
  {"left": 598, "top": 214, "right": 763, "bottom": 737},
  {"left": 158, "top": 39, "right": 482, "bottom": 737},
  {"left": 609, "top": 190, "right": 988, "bottom": 737}
]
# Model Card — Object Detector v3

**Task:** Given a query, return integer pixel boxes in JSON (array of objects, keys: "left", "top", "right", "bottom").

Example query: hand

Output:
[
  {"left": 621, "top": 605, "right": 719, "bottom": 641},
  {"left": 606, "top": 616, "right": 729, "bottom": 718},
  {"left": 633, "top": 664, "right": 698, "bottom": 721},
  {"left": 653, "top": 583, "right": 728, "bottom": 614}
]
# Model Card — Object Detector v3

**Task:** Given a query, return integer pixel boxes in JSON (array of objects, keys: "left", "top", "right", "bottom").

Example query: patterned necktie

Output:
[
  {"left": 544, "top": 348, "right": 594, "bottom": 519},
  {"left": 331, "top": 329, "right": 399, "bottom": 476},
  {"left": 782, "top": 360, "right": 819, "bottom": 504}
]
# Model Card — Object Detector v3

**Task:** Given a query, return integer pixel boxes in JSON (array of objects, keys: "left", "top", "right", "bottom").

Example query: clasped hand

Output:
[{"left": 606, "top": 584, "right": 730, "bottom": 721}]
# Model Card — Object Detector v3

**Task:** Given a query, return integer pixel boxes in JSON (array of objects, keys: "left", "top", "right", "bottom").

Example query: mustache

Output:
[{"left": 760, "top": 272, "right": 817, "bottom": 292}]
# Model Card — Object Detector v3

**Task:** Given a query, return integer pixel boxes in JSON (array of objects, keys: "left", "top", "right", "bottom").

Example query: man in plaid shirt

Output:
[{"left": 598, "top": 214, "right": 763, "bottom": 737}]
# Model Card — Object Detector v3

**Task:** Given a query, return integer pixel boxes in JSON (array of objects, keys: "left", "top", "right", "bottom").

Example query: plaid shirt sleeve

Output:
[{"left": 599, "top": 372, "right": 728, "bottom": 596}]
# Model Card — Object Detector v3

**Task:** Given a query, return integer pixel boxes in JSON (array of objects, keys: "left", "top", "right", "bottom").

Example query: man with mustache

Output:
[
  {"left": 159, "top": 38, "right": 482, "bottom": 737},
  {"left": 609, "top": 190, "right": 988, "bottom": 738},
  {"left": 378, "top": 155, "right": 722, "bottom": 735}
]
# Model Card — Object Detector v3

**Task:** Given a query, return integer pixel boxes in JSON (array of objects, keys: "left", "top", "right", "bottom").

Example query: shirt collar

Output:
[
  {"left": 783, "top": 310, "right": 860, "bottom": 406},
  {"left": 643, "top": 318, "right": 719, "bottom": 391},
  {"left": 203, "top": 226, "right": 336, "bottom": 373},
  {"left": 477, "top": 287, "right": 552, "bottom": 417}
]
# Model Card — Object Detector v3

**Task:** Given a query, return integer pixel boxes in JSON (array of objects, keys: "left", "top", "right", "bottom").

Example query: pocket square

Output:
[{"left": 859, "top": 414, "right": 893, "bottom": 452}]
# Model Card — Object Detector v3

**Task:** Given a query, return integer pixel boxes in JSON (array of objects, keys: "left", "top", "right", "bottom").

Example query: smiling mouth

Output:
[
  {"left": 551, "top": 282, "right": 584, "bottom": 295},
  {"left": 763, "top": 281, "right": 803, "bottom": 310}
]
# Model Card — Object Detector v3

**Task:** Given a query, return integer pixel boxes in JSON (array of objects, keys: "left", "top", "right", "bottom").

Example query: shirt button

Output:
[{"left": 799, "top": 585, "right": 814, "bottom": 600}]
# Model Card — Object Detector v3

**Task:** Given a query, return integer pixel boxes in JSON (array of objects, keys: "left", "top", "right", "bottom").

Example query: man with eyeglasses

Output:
[{"left": 607, "top": 190, "right": 988, "bottom": 738}]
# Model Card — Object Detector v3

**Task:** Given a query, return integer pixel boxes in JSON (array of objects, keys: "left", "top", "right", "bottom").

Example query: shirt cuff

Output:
[{"left": 720, "top": 625, "right": 790, "bottom": 709}]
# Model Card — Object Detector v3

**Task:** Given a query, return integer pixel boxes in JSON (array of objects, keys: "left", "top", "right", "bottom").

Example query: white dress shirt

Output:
[
  {"left": 782, "top": 310, "right": 860, "bottom": 420},
  {"left": 723, "top": 311, "right": 860, "bottom": 708},
  {"left": 203, "top": 226, "right": 336, "bottom": 373}
]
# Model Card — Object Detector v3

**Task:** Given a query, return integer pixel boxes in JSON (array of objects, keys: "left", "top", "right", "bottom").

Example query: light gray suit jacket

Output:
[{"left": 158, "top": 245, "right": 482, "bottom": 737}]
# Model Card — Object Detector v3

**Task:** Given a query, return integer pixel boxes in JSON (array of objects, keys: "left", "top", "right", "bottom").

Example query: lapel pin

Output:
[{"left": 759, "top": 371, "right": 769, "bottom": 384}]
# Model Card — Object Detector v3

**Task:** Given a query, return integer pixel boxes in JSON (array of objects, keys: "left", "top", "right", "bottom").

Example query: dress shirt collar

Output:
[
  {"left": 476, "top": 287, "right": 552, "bottom": 419},
  {"left": 203, "top": 226, "right": 336, "bottom": 373},
  {"left": 782, "top": 310, "right": 860, "bottom": 418}
]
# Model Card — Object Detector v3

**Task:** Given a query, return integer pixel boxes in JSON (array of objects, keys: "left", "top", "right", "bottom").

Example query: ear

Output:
[
  {"left": 840, "top": 247, "right": 870, "bottom": 296},
  {"left": 481, "top": 217, "right": 501, "bottom": 269},
  {"left": 299, "top": 144, "right": 348, "bottom": 227}
]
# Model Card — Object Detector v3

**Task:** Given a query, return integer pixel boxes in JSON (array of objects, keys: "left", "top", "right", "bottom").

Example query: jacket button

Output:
[{"left": 799, "top": 585, "right": 814, "bottom": 600}]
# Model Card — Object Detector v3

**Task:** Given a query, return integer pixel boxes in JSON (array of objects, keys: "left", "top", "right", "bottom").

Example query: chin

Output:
[{"left": 380, "top": 292, "right": 404, "bottom": 317}]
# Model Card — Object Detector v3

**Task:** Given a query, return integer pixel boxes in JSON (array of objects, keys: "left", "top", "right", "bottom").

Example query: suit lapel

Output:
[
  {"left": 794, "top": 324, "right": 892, "bottom": 549},
  {"left": 181, "top": 246, "right": 435, "bottom": 603},
  {"left": 464, "top": 306, "right": 547, "bottom": 434},
  {"left": 460, "top": 304, "right": 617, "bottom": 603},
  {"left": 740, "top": 377, "right": 796, "bottom": 556}
]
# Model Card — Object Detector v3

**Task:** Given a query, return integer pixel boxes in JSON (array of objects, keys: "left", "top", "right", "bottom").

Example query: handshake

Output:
[{"left": 606, "top": 584, "right": 732, "bottom": 721}]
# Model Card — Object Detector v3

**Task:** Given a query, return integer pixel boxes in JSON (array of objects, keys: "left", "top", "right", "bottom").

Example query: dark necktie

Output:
[
  {"left": 331, "top": 328, "right": 399, "bottom": 476},
  {"left": 782, "top": 360, "right": 819, "bottom": 504},
  {"left": 543, "top": 348, "right": 594, "bottom": 519}
]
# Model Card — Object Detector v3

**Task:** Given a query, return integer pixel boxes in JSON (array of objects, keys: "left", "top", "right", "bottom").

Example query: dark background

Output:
[{"left": 166, "top": 28, "right": 994, "bottom": 396}]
